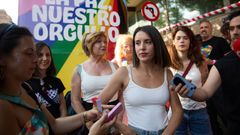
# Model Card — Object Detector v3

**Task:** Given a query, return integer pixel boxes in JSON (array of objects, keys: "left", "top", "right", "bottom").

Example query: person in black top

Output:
[
  {"left": 175, "top": 10, "right": 240, "bottom": 135},
  {"left": 200, "top": 19, "right": 231, "bottom": 66},
  {"left": 26, "top": 41, "right": 67, "bottom": 135},
  {"left": 199, "top": 19, "right": 231, "bottom": 135},
  {"left": 27, "top": 41, "right": 67, "bottom": 118}
]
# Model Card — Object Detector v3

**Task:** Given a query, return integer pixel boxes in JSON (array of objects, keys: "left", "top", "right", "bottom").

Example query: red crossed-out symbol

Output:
[{"left": 141, "top": 1, "right": 160, "bottom": 21}]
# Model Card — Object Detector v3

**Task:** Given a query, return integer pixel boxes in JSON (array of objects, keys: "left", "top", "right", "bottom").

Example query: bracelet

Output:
[
  {"left": 83, "top": 112, "right": 88, "bottom": 123},
  {"left": 80, "top": 112, "right": 86, "bottom": 124}
]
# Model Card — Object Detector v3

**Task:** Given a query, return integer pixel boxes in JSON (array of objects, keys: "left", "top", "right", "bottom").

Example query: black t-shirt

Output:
[
  {"left": 26, "top": 76, "right": 65, "bottom": 118},
  {"left": 202, "top": 36, "right": 231, "bottom": 105},
  {"left": 202, "top": 36, "right": 231, "bottom": 60},
  {"left": 215, "top": 51, "right": 240, "bottom": 134}
]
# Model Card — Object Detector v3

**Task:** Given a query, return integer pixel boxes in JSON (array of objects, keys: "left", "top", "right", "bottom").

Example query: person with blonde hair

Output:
[
  {"left": 71, "top": 31, "right": 119, "bottom": 134},
  {"left": 112, "top": 34, "right": 133, "bottom": 66}
]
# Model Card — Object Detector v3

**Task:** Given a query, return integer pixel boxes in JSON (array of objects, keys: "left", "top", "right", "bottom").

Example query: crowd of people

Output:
[
  {"left": 0, "top": 8, "right": 240, "bottom": 135},
  {"left": 175, "top": 10, "right": 240, "bottom": 135}
]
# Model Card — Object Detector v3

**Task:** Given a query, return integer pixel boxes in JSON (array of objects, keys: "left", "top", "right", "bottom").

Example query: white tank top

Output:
[
  {"left": 123, "top": 66, "right": 169, "bottom": 131},
  {"left": 170, "top": 63, "right": 206, "bottom": 110},
  {"left": 80, "top": 61, "right": 118, "bottom": 103}
]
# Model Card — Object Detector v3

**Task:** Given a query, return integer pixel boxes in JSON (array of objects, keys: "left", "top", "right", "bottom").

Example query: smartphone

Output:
[
  {"left": 170, "top": 73, "right": 197, "bottom": 97},
  {"left": 106, "top": 102, "right": 123, "bottom": 122}
]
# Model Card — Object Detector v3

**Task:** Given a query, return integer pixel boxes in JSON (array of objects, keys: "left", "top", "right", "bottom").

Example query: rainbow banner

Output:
[{"left": 18, "top": 0, "right": 128, "bottom": 91}]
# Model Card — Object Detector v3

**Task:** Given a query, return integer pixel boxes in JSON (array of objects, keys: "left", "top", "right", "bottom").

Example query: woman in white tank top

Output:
[
  {"left": 100, "top": 26, "right": 183, "bottom": 135},
  {"left": 71, "top": 32, "right": 119, "bottom": 130},
  {"left": 168, "top": 26, "right": 211, "bottom": 135}
]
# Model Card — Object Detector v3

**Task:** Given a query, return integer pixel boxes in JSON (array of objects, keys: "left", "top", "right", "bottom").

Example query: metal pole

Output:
[{"left": 165, "top": 0, "right": 171, "bottom": 31}]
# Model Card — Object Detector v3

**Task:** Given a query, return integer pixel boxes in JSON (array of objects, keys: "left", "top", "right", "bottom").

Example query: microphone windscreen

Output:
[{"left": 233, "top": 38, "right": 240, "bottom": 52}]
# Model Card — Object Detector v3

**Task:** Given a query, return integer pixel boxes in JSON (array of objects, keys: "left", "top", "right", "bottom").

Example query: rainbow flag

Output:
[{"left": 18, "top": 0, "right": 128, "bottom": 91}]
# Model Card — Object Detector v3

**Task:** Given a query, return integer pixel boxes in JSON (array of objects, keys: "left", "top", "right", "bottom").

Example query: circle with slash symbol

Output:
[{"left": 141, "top": 1, "right": 160, "bottom": 21}]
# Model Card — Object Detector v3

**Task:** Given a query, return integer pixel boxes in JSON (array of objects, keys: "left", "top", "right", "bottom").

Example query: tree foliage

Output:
[
  {"left": 154, "top": 0, "right": 239, "bottom": 28},
  {"left": 178, "top": 0, "right": 224, "bottom": 14},
  {"left": 155, "top": 0, "right": 182, "bottom": 28}
]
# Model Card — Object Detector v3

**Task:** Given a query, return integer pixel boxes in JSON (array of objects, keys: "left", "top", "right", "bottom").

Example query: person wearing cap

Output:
[{"left": 175, "top": 10, "right": 240, "bottom": 134}]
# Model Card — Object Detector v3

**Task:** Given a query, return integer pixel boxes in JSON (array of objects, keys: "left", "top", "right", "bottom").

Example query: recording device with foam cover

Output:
[
  {"left": 170, "top": 73, "right": 197, "bottom": 97},
  {"left": 105, "top": 102, "right": 123, "bottom": 122}
]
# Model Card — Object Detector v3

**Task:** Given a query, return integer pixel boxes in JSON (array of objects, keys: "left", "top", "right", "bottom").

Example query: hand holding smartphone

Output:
[
  {"left": 105, "top": 102, "right": 123, "bottom": 122},
  {"left": 170, "top": 73, "right": 197, "bottom": 97}
]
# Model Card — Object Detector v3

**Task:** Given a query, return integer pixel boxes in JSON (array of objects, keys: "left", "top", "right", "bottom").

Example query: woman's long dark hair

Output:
[
  {"left": 0, "top": 23, "right": 33, "bottom": 84},
  {"left": 132, "top": 25, "right": 171, "bottom": 68}
]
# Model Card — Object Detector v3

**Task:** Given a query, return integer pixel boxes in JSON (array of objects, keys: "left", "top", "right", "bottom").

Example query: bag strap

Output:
[{"left": 182, "top": 61, "right": 194, "bottom": 78}]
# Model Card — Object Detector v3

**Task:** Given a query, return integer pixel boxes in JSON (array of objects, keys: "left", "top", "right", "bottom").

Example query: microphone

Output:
[{"left": 233, "top": 38, "right": 240, "bottom": 52}]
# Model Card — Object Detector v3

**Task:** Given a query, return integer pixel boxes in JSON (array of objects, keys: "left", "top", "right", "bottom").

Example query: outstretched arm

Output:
[
  {"left": 41, "top": 105, "right": 99, "bottom": 134},
  {"left": 192, "top": 65, "right": 221, "bottom": 101},
  {"left": 100, "top": 67, "right": 133, "bottom": 134},
  {"left": 176, "top": 65, "right": 222, "bottom": 102},
  {"left": 199, "top": 61, "right": 209, "bottom": 84},
  {"left": 99, "top": 67, "right": 128, "bottom": 104}
]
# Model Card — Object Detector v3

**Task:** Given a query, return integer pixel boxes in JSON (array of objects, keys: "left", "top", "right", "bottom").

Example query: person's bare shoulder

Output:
[
  {"left": 117, "top": 66, "right": 129, "bottom": 75},
  {"left": 0, "top": 100, "right": 16, "bottom": 119},
  {"left": 0, "top": 99, "right": 13, "bottom": 111},
  {"left": 112, "top": 66, "right": 129, "bottom": 84},
  {"left": 166, "top": 68, "right": 173, "bottom": 82},
  {"left": 0, "top": 100, "right": 18, "bottom": 134}
]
